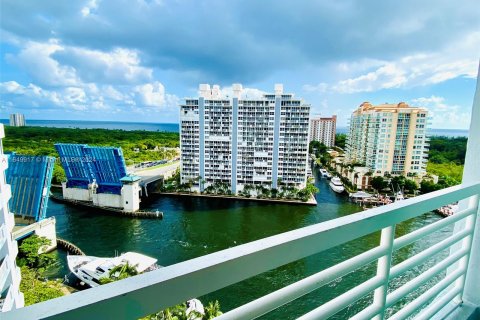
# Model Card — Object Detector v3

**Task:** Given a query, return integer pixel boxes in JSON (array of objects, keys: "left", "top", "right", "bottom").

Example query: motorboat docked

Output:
[
  {"left": 67, "top": 252, "right": 158, "bottom": 288},
  {"left": 329, "top": 177, "right": 345, "bottom": 193},
  {"left": 394, "top": 191, "right": 405, "bottom": 202},
  {"left": 325, "top": 172, "right": 332, "bottom": 179},
  {"left": 319, "top": 169, "right": 328, "bottom": 177}
]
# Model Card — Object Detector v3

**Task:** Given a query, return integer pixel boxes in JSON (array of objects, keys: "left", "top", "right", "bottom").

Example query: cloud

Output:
[
  {"left": 0, "top": 80, "right": 178, "bottom": 114},
  {"left": 1, "top": 0, "right": 479, "bottom": 83},
  {"left": 134, "top": 82, "right": 165, "bottom": 108},
  {"left": 53, "top": 47, "right": 153, "bottom": 85},
  {"left": 7, "top": 40, "right": 153, "bottom": 87},
  {"left": 304, "top": 32, "right": 479, "bottom": 94},
  {"left": 6, "top": 40, "right": 80, "bottom": 87},
  {"left": 219, "top": 85, "right": 266, "bottom": 99},
  {"left": 411, "top": 95, "right": 471, "bottom": 129}
]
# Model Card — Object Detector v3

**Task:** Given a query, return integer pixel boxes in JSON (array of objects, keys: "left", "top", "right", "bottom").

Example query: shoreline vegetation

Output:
[
  {"left": 3, "top": 126, "right": 180, "bottom": 184},
  {"left": 160, "top": 169, "right": 319, "bottom": 204},
  {"left": 17, "top": 236, "right": 223, "bottom": 319},
  {"left": 3, "top": 126, "right": 466, "bottom": 198}
]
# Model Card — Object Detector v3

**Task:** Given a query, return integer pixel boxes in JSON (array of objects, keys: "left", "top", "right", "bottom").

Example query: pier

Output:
[{"left": 49, "top": 193, "right": 163, "bottom": 219}]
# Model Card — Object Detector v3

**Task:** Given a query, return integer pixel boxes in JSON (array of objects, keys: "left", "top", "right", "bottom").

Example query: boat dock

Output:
[{"left": 49, "top": 194, "right": 163, "bottom": 219}]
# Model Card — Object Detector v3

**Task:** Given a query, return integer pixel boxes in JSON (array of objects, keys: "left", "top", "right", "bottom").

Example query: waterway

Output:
[
  {"left": 45, "top": 166, "right": 448, "bottom": 319},
  {"left": 0, "top": 119, "right": 469, "bottom": 137}
]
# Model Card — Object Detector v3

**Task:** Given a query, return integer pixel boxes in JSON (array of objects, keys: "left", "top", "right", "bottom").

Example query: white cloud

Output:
[
  {"left": 134, "top": 82, "right": 166, "bottom": 108},
  {"left": 7, "top": 39, "right": 153, "bottom": 87},
  {"left": 220, "top": 85, "right": 266, "bottom": 99},
  {"left": 411, "top": 95, "right": 471, "bottom": 129},
  {"left": 7, "top": 40, "right": 80, "bottom": 87},
  {"left": 304, "top": 32, "right": 480, "bottom": 94},
  {"left": 57, "top": 46, "right": 153, "bottom": 85},
  {"left": 81, "top": 0, "right": 99, "bottom": 17}
]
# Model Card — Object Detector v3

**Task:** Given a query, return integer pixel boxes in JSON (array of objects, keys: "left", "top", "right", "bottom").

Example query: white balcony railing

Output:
[{"left": 4, "top": 181, "right": 480, "bottom": 320}]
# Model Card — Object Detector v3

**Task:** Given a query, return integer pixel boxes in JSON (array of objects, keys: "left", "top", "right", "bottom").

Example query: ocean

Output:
[
  {"left": 0, "top": 119, "right": 469, "bottom": 137},
  {"left": 0, "top": 119, "right": 179, "bottom": 132}
]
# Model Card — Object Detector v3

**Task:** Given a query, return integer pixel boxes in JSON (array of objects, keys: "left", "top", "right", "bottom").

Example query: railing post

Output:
[
  {"left": 448, "top": 62, "right": 480, "bottom": 306},
  {"left": 373, "top": 225, "right": 395, "bottom": 320}
]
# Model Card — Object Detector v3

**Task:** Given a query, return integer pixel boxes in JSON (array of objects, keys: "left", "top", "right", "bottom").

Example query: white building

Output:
[
  {"left": 9, "top": 114, "right": 25, "bottom": 127},
  {"left": 0, "top": 124, "right": 24, "bottom": 312},
  {"left": 309, "top": 115, "right": 337, "bottom": 147},
  {"left": 346, "top": 102, "right": 429, "bottom": 176},
  {"left": 180, "top": 84, "right": 310, "bottom": 193}
]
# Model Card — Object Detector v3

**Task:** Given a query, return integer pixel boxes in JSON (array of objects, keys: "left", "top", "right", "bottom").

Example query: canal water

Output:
[{"left": 46, "top": 167, "right": 448, "bottom": 319}]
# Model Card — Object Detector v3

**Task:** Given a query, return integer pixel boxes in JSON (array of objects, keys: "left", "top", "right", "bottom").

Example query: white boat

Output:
[
  {"left": 394, "top": 191, "right": 405, "bottom": 202},
  {"left": 325, "top": 172, "right": 332, "bottom": 179},
  {"left": 319, "top": 169, "right": 328, "bottom": 177},
  {"left": 329, "top": 177, "right": 345, "bottom": 193},
  {"left": 67, "top": 252, "right": 158, "bottom": 288}
]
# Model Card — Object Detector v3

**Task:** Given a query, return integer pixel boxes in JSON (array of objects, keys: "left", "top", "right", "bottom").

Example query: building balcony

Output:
[
  {"left": 0, "top": 285, "right": 14, "bottom": 312},
  {"left": 0, "top": 255, "right": 8, "bottom": 291},
  {"left": 4, "top": 181, "right": 480, "bottom": 319}
]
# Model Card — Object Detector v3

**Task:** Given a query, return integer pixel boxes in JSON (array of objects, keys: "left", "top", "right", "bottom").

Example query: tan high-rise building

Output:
[
  {"left": 309, "top": 115, "right": 336, "bottom": 147},
  {"left": 346, "top": 102, "right": 429, "bottom": 176}
]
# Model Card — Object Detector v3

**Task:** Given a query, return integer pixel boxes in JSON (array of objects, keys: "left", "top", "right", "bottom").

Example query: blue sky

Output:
[{"left": 0, "top": 1, "right": 479, "bottom": 128}]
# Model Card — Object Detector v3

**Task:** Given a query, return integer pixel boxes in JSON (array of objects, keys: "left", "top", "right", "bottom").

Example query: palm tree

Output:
[
  {"left": 99, "top": 262, "right": 139, "bottom": 284},
  {"left": 204, "top": 301, "right": 223, "bottom": 319}
]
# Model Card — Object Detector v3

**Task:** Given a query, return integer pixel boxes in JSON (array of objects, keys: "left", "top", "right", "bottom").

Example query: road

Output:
[{"left": 131, "top": 161, "right": 180, "bottom": 179}]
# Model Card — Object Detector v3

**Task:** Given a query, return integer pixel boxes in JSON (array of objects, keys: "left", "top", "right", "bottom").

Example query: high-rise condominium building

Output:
[
  {"left": 309, "top": 115, "right": 337, "bottom": 147},
  {"left": 346, "top": 102, "right": 429, "bottom": 176},
  {"left": 9, "top": 114, "right": 25, "bottom": 127},
  {"left": 0, "top": 124, "right": 25, "bottom": 312},
  {"left": 180, "top": 84, "right": 310, "bottom": 193}
]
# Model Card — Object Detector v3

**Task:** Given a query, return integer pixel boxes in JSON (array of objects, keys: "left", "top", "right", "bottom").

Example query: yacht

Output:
[
  {"left": 329, "top": 177, "right": 345, "bottom": 194},
  {"left": 325, "top": 172, "right": 332, "bottom": 179},
  {"left": 319, "top": 169, "right": 328, "bottom": 177},
  {"left": 67, "top": 252, "right": 158, "bottom": 288}
]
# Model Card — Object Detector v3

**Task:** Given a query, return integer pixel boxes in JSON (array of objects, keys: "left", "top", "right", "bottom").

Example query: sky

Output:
[{"left": 0, "top": 1, "right": 479, "bottom": 129}]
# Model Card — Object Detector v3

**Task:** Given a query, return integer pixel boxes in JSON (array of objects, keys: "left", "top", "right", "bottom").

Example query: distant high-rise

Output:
[
  {"left": 346, "top": 102, "right": 429, "bottom": 176},
  {"left": 309, "top": 115, "right": 337, "bottom": 147},
  {"left": 180, "top": 84, "right": 311, "bottom": 193},
  {"left": 0, "top": 124, "right": 25, "bottom": 312},
  {"left": 9, "top": 114, "right": 26, "bottom": 127}
]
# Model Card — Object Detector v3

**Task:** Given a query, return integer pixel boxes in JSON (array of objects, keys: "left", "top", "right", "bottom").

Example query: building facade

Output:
[
  {"left": 309, "top": 115, "right": 336, "bottom": 147},
  {"left": 0, "top": 124, "right": 25, "bottom": 312},
  {"left": 345, "top": 102, "right": 429, "bottom": 176},
  {"left": 180, "top": 84, "right": 310, "bottom": 193},
  {"left": 9, "top": 114, "right": 25, "bottom": 127}
]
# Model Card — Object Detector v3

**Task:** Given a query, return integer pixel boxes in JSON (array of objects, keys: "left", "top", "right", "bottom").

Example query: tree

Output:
[
  {"left": 20, "top": 266, "right": 64, "bottom": 306},
  {"left": 391, "top": 175, "right": 407, "bottom": 189},
  {"left": 204, "top": 301, "right": 223, "bottom": 319},
  {"left": 404, "top": 179, "right": 418, "bottom": 193},
  {"left": 99, "top": 262, "right": 139, "bottom": 284},
  {"left": 421, "top": 180, "right": 441, "bottom": 194},
  {"left": 17, "top": 235, "right": 55, "bottom": 272},
  {"left": 335, "top": 134, "right": 347, "bottom": 149},
  {"left": 371, "top": 176, "right": 387, "bottom": 191}
]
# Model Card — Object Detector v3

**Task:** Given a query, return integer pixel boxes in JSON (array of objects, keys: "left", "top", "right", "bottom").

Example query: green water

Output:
[{"left": 46, "top": 167, "right": 447, "bottom": 319}]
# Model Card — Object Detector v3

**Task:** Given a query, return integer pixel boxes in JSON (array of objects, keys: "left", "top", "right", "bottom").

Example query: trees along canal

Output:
[
  {"left": 162, "top": 173, "right": 318, "bottom": 202},
  {"left": 16, "top": 235, "right": 64, "bottom": 306}
]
